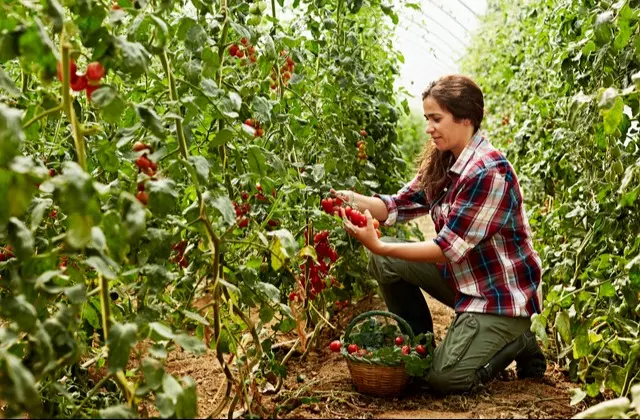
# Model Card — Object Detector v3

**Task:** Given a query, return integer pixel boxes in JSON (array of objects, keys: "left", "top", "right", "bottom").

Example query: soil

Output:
[{"left": 158, "top": 217, "right": 584, "bottom": 419}]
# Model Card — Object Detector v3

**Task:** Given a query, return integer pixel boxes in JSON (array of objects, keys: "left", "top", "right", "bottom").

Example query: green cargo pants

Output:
[{"left": 366, "top": 237, "right": 532, "bottom": 393}]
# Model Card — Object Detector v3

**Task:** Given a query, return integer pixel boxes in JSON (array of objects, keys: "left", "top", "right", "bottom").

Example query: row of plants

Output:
[
  {"left": 0, "top": 0, "right": 419, "bottom": 417},
  {"left": 463, "top": 0, "right": 640, "bottom": 407}
]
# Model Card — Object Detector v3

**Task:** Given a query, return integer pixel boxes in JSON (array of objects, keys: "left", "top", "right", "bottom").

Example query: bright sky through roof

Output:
[{"left": 394, "top": 0, "right": 488, "bottom": 113}]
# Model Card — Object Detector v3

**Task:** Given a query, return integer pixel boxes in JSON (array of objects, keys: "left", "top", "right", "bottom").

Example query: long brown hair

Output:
[{"left": 417, "top": 75, "right": 485, "bottom": 202}]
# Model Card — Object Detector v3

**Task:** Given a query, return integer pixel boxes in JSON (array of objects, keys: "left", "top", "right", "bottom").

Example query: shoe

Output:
[
  {"left": 515, "top": 330, "right": 546, "bottom": 379},
  {"left": 475, "top": 330, "right": 546, "bottom": 384}
]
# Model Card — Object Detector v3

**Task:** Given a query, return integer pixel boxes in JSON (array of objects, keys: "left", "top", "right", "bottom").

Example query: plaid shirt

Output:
[{"left": 375, "top": 132, "right": 542, "bottom": 317}]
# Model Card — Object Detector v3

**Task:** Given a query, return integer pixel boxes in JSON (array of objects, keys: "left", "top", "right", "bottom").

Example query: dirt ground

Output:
[{"left": 160, "top": 217, "right": 583, "bottom": 419}]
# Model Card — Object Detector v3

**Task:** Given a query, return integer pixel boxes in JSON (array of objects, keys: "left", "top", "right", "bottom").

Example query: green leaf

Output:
[
  {"left": 268, "top": 229, "right": 298, "bottom": 259},
  {"left": 201, "top": 78, "right": 223, "bottom": 98},
  {"left": 174, "top": 334, "right": 206, "bottom": 354},
  {"left": 211, "top": 127, "right": 234, "bottom": 147},
  {"left": 530, "top": 313, "right": 549, "bottom": 348},
  {"left": 261, "top": 34, "right": 276, "bottom": 59},
  {"left": 0, "top": 104, "right": 25, "bottom": 165},
  {"left": 99, "top": 405, "right": 136, "bottom": 419},
  {"left": 147, "top": 179, "right": 178, "bottom": 217},
  {"left": 7, "top": 217, "right": 34, "bottom": 260},
  {"left": 0, "top": 67, "right": 20, "bottom": 96},
  {"left": 142, "top": 357, "right": 164, "bottom": 390},
  {"left": 86, "top": 255, "right": 118, "bottom": 280},
  {"left": 175, "top": 377, "right": 198, "bottom": 419},
  {"left": 208, "top": 194, "right": 235, "bottom": 225},
  {"left": 107, "top": 322, "right": 138, "bottom": 373},
  {"left": 573, "top": 323, "right": 591, "bottom": 358},
  {"left": 605, "top": 365, "right": 626, "bottom": 395},
  {"left": 149, "top": 322, "right": 175, "bottom": 340},
  {"left": 598, "top": 281, "right": 616, "bottom": 298},
  {"left": 122, "top": 193, "right": 147, "bottom": 239},
  {"left": 184, "top": 24, "right": 207, "bottom": 51},
  {"left": 251, "top": 96, "right": 272, "bottom": 122},
  {"left": 66, "top": 213, "right": 94, "bottom": 249},
  {"left": 0, "top": 295, "right": 38, "bottom": 333},
  {"left": 601, "top": 96, "right": 624, "bottom": 135},
  {"left": 91, "top": 86, "right": 126, "bottom": 124},
  {"left": 614, "top": 18, "right": 631, "bottom": 51},
  {"left": 188, "top": 155, "right": 210, "bottom": 183},
  {"left": 64, "top": 284, "right": 86, "bottom": 304},
  {"left": 257, "top": 282, "right": 280, "bottom": 303},
  {"left": 259, "top": 305, "right": 274, "bottom": 323},
  {"left": 569, "top": 387, "right": 587, "bottom": 406},
  {"left": 115, "top": 36, "right": 150, "bottom": 78},
  {"left": 2, "top": 352, "right": 39, "bottom": 407},
  {"left": 247, "top": 145, "right": 267, "bottom": 176},
  {"left": 135, "top": 104, "right": 165, "bottom": 139},
  {"left": 554, "top": 311, "right": 571, "bottom": 344}
]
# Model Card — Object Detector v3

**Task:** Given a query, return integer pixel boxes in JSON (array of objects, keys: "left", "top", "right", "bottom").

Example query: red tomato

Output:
[
  {"left": 135, "top": 191, "right": 148, "bottom": 205},
  {"left": 133, "top": 141, "right": 151, "bottom": 152},
  {"left": 70, "top": 75, "right": 87, "bottom": 91},
  {"left": 229, "top": 44, "right": 239, "bottom": 57},
  {"left": 86, "top": 62, "right": 105, "bottom": 81},
  {"left": 329, "top": 340, "right": 341, "bottom": 352},
  {"left": 85, "top": 84, "right": 100, "bottom": 101},
  {"left": 360, "top": 129, "right": 367, "bottom": 137},
  {"left": 395, "top": 336, "right": 404, "bottom": 346},
  {"left": 240, "top": 37, "right": 249, "bottom": 46},
  {"left": 416, "top": 344, "right": 427, "bottom": 356},
  {"left": 401, "top": 345, "right": 410, "bottom": 355},
  {"left": 347, "top": 344, "right": 358, "bottom": 354}
]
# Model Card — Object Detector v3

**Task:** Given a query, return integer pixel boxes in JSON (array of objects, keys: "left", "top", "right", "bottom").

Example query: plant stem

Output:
[
  {"left": 24, "top": 105, "right": 63, "bottom": 129},
  {"left": 159, "top": 51, "right": 189, "bottom": 159},
  {"left": 69, "top": 373, "right": 114, "bottom": 418},
  {"left": 60, "top": 34, "right": 87, "bottom": 171}
]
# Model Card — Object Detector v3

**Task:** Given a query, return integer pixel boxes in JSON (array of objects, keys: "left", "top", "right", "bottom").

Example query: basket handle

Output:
[{"left": 343, "top": 310, "right": 415, "bottom": 343}]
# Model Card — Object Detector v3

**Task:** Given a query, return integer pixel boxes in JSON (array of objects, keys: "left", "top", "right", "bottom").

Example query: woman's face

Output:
[{"left": 423, "top": 96, "right": 474, "bottom": 158}]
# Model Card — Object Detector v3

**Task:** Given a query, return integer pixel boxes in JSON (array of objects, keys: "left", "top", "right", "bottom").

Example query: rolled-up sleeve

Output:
[
  {"left": 434, "top": 167, "right": 517, "bottom": 263},
  {"left": 373, "top": 175, "right": 430, "bottom": 226}
]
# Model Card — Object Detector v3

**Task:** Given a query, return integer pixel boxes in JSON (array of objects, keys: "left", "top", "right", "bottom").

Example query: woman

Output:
[{"left": 333, "top": 75, "right": 546, "bottom": 393}]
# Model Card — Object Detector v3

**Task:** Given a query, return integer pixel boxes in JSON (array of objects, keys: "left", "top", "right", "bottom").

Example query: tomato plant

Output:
[
  {"left": 0, "top": 0, "right": 415, "bottom": 417},
  {"left": 464, "top": 0, "right": 640, "bottom": 403}
]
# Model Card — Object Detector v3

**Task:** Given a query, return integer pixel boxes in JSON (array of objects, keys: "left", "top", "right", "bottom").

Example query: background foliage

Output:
[{"left": 463, "top": 0, "right": 640, "bottom": 405}]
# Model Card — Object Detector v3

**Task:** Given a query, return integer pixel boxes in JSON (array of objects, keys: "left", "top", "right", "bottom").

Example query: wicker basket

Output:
[{"left": 342, "top": 310, "right": 414, "bottom": 397}]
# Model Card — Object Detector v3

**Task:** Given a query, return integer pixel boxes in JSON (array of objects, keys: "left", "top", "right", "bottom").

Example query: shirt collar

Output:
[{"left": 450, "top": 131, "right": 485, "bottom": 175}]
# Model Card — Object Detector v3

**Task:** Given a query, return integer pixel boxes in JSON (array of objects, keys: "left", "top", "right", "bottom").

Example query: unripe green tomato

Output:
[
  {"left": 249, "top": 3, "right": 260, "bottom": 15},
  {"left": 248, "top": 15, "right": 261, "bottom": 25},
  {"left": 323, "top": 18, "right": 337, "bottom": 29},
  {"left": 611, "top": 145, "right": 622, "bottom": 158},
  {"left": 260, "top": 262, "right": 269, "bottom": 272},
  {"left": 612, "top": 160, "right": 624, "bottom": 175},
  {"left": 605, "top": 170, "right": 615, "bottom": 183},
  {"left": 616, "top": 302, "right": 628, "bottom": 317},
  {"left": 258, "top": 1, "right": 268, "bottom": 13}
]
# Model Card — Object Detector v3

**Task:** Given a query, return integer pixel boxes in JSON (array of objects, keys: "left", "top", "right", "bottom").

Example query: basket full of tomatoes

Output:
[{"left": 330, "top": 310, "right": 433, "bottom": 397}]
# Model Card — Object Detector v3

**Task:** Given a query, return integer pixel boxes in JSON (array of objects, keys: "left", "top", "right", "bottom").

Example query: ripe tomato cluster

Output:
[
  {"left": 233, "top": 184, "right": 279, "bottom": 229},
  {"left": 243, "top": 118, "right": 264, "bottom": 137},
  {"left": 0, "top": 246, "right": 14, "bottom": 262},
  {"left": 228, "top": 38, "right": 258, "bottom": 64},
  {"left": 357, "top": 129, "right": 368, "bottom": 162},
  {"left": 233, "top": 197, "right": 251, "bottom": 228},
  {"left": 290, "top": 229, "right": 339, "bottom": 301},
  {"left": 171, "top": 240, "right": 189, "bottom": 269},
  {"left": 320, "top": 197, "right": 381, "bottom": 238},
  {"left": 132, "top": 142, "right": 156, "bottom": 205},
  {"left": 56, "top": 60, "right": 105, "bottom": 101},
  {"left": 329, "top": 336, "right": 427, "bottom": 357},
  {"left": 269, "top": 50, "right": 295, "bottom": 90}
]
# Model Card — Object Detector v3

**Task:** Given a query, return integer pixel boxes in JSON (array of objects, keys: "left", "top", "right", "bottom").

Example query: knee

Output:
[{"left": 426, "top": 369, "right": 478, "bottom": 394}]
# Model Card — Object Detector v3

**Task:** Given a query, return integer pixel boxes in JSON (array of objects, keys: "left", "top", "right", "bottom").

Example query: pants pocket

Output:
[{"left": 435, "top": 313, "right": 480, "bottom": 372}]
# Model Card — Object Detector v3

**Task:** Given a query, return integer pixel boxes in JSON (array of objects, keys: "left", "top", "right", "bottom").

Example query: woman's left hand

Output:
[{"left": 340, "top": 208, "right": 382, "bottom": 254}]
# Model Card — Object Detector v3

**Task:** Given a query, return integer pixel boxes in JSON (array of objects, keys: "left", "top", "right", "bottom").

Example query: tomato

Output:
[
  {"left": 49, "top": 168, "right": 56, "bottom": 177},
  {"left": 133, "top": 141, "right": 151, "bottom": 152},
  {"left": 288, "top": 291, "right": 298, "bottom": 301},
  {"left": 69, "top": 75, "right": 87, "bottom": 91},
  {"left": 373, "top": 219, "right": 379, "bottom": 229},
  {"left": 347, "top": 344, "right": 358, "bottom": 354},
  {"left": 238, "top": 217, "right": 249, "bottom": 228},
  {"left": 136, "top": 155, "right": 151, "bottom": 171},
  {"left": 329, "top": 340, "right": 341, "bottom": 352},
  {"left": 236, "top": 49, "right": 245, "bottom": 59},
  {"left": 135, "top": 191, "right": 148, "bottom": 205},
  {"left": 86, "top": 62, "right": 105, "bottom": 81},
  {"left": 360, "top": 129, "right": 367, "bottom": 137},
  {"left": 229, "top": 44, "right": 239, "bottom": 57},
  {"left": 249, "top": 55, "right": 257, "bottom": 63},
  {"left": 240, "top": 37, "right": 249, "bottom": 46},
  {"left": 395, "top": 336, "right": 404, "bottom": 346},
  {"left": 401, "top": 345, "right": 410, "bottom": 355},
  {"left": 416, "top": 344, "right": 427, "bottom": 356},
  {"left": 244, "top": 118, "right": 255, "bottom": 127},
  {"left": 286, "top": 56, "right": 295, "bottom": 67},
  {"left": 57, "top": 60, "right": 78, "bottom": 82}
]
